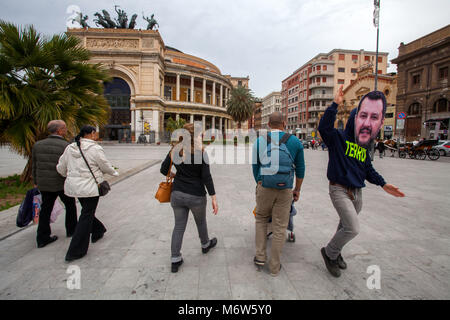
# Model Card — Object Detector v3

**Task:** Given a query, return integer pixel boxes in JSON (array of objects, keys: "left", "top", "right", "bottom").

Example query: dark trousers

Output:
[
  {"left": 66, "top": 196, "right": 106, "bottom": 259},
  {"left": 37, "top": 190, "right": 77, "bottom": 245}
]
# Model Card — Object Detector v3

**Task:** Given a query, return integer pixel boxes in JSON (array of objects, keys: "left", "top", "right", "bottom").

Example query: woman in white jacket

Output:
[{"left": 57, "top": 125, "right": 118, "bottom": 262}]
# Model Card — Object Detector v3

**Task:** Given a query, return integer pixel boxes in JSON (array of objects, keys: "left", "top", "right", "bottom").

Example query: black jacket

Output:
[
  {"left": 32, "top": 135, "right": 69, "bottom": 192},
  {"left": 318, "top": 103, "right": 386, "bottom": 189}
]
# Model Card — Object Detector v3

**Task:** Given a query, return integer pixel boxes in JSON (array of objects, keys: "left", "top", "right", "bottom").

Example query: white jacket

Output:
[{"left": 57, "top": 138, "right": 118, "bottom": 198}]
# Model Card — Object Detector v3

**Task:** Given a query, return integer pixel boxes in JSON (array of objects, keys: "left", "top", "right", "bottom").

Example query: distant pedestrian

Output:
[
  {"left": 57, "top": 125, "right": 118, "bottom": 262},
  {"left": 32, "top": 120, "right": 77, "bottom": 248},
  {"left": 377, "top": 140, "right": 385, "bottom": 158},
  {"left": 318, "top": 86, "right": 404, "bottom": 278},
  {"left": 252, "top": 112, "right": 305, "bottom": 276},
  {"left": 160, "top": 123, "right": 218, "bottom": 273}
]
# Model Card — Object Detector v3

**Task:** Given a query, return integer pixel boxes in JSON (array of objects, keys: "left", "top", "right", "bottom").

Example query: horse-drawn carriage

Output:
[{"left": 397, "top": 139, "right": 440, "bottom": 160}]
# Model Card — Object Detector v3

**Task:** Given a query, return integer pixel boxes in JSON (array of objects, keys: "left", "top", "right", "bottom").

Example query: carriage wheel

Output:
[
  {"left": 399, "top": 151, "right": 406, "bottom": 158},
  {"left": 409, "top": 152, "right": 416, "bottom": 159},
  {"left": 439, "top": 150, "right": 446, "bottom": 157},
  {"left": 428, "top": 150, "right": 440, "bottom": 161},
  {"left": 415, "top": 151, "right": 426, "bottom": 160}
]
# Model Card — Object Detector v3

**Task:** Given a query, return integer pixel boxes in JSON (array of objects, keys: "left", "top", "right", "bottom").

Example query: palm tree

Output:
[
  {"left": 166, "top": 117, "right": 186, "bottom": 133},
  {"left": 0, "top": 21, "right": 111, "bottom": 182},
  {"left": 226, "top": 85, "right": 255, "bottom": 129}
]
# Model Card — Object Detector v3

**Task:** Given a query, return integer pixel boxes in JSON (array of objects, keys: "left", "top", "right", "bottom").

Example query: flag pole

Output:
[{"left": 374, "top": 0, "right": 380, "bottom": 91}]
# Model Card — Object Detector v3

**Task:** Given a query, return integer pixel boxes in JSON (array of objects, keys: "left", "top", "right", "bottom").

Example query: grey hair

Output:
[{"left": 47, "top": 120, "right": 65, "bottom": 134}]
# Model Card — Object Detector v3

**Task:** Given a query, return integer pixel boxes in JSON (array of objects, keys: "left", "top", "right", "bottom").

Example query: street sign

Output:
[
  {"left": 397, "top": 112, "right": 406, "bottom": 119},
  {"left": 396, "top": 119, "right": 405, "bottom": 130}
]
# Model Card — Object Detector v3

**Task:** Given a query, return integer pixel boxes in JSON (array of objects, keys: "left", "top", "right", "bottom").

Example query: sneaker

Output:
[
  {"left": 253, "top": 257, "right": 265, "bottom": 266},
  {"left": 270, "top": 264, "right": 282, "bottom": 277},
  {"left": 171, "top": 259, "right": 183, "bottom": 273},
  {"left": 320, "top": 247, "right": 341, "bottom": 278},
  {"left": 202, "top": 237, "right": 217, "bottom": 254},
  {"left": 337, "top": 254, "right": 347, "bottom": 270},
  {"left": 287, "top": 231, "right": 295, "bottom": 242}
]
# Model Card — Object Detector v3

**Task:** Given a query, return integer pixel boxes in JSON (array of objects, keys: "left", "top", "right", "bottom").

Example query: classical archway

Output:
[{"left": 102, "top": 77, "right": 131, "bottom": 141}]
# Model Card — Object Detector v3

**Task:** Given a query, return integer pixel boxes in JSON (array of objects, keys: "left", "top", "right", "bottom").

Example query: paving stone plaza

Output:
[{"left": 0, "top": 145, "right": 449, "bottom": 300}]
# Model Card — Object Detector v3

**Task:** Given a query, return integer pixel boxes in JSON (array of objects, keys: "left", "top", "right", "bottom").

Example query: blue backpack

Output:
[{"left": 259, "top": 133, "right": 295, "bottom": 189}]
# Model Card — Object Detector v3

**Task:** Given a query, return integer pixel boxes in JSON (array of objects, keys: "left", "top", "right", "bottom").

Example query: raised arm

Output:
[{"left": 318, "top": 85, "right": 344, "bottom": 145}]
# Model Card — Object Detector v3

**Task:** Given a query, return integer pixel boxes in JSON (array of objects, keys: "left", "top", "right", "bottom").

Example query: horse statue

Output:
[
  {"left": 93, "top": 12, "right": 109, "bottom": 28},
  {"left": 143, "top": 13, "right": 159, "bottom": 30},
  {"left": 114, "top": 6, "right": 128, "bottom": 29},
  {"left": 101, "top": 10, "right": 117, "bottom": 28},
  {"left": 128, "top": 14, "right": 138, "bottom": 29},
  {"left": 72, "top": 12, "right": 89, "bottom": 28}
]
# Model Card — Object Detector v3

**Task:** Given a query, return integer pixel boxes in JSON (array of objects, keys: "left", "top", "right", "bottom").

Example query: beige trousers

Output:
[{"left": 254, "top": 183, "right": 293, "bottom": 273}]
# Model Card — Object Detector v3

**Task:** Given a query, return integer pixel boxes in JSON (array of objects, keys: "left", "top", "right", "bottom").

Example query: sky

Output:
[{"left": 1, "top": 0, "right": 449, "bottom": 98}]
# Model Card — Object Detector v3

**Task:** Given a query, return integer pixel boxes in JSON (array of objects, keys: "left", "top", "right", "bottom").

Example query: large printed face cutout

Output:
[{"left": 355, "top": 92, "right": 386, "bottom": 147}]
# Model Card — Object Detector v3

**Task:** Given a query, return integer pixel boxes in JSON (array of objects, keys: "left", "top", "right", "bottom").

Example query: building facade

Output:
[
  {"left": 261, "top": 92, "right": 281, "bottom": 129},
  {"left": 341, "top": 65, "right": 398, "bottom": 140},
  {"left": 282, "top": 49, "right": 389, "bottom": 140},
  {"left": 66, "top": 28, "right": 245, "bottom": 143},
  {"left": 391, "top": 25, "right": 450, "bottom": 141}
]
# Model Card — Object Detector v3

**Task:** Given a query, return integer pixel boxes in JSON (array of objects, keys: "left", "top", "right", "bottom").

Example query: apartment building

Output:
[
  {"left": 261, "top": 91, "right": 281, "bottom": 129},
  {"left": 282, "top": 49, "right": 389, "bottom": 139}
]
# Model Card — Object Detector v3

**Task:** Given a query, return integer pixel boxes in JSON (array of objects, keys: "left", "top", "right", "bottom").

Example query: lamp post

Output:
[{"left": 374, "top": 0, "right": 380, "bottom": 91}]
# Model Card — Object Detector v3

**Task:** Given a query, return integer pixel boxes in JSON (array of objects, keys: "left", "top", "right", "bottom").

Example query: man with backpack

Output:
[{"left": 252, "top": 112, "right": 305, "bottom": 276}]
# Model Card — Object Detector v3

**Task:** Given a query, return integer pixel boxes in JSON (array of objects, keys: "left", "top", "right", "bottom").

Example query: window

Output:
[
  {"left": 352, "top": 55, "right": 358, "bottom": 60},
  {"left": 408, "top": 103, "right": 421, "bottom": 115},
  {"left": 365, "top": 56, "right": 370, "bottom": 62},
  {"left": 316, "top": 77, "right": 320, "bottom": 83},
  {"left": 339, "top": 54, "right": 345, "bottom": 60},
  {"left": 238, "top": 80, "right": 242, "bottom": 87},
  {"left": 412, "top": 74, "right": 421, "bottom": 86},
  {"left": 338, "top": 67, "right": 345, "bottom": 72},
  {"left": 338, "top": 79, "right": 345, "bottom": 84},
  {"left": 434, "top": 98, "right": 449, "bottom": 113},
  {"left": 385, "top": 113, "right": 394, "bottom": 118},
  {"left": 164, "top": 86, "right": 172, "bottom": 100},
  {"left": 317, "top": 66, "right": 321, "bottom": 71},
  {"left": 322, "top": 77, "right": 327, "bottom": 83},
  {"left": 378, "top": 70, "right": 382, "bottom": 74},
  {"left": 351, "top": 68, "right": 358, "bottom": 74},
  {"left": 378, "top": 56, "right": 383, "bottom": 63},
  {"left": 439, "top": 67, "right": 448, "bottom": 80},
  {"left": 323, "top": 65, "right": 327, "bottom": 71}
]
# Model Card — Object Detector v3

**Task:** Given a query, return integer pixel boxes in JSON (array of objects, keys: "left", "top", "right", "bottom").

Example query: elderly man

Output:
[
  {"left": 32, "top": 120, "right": 77, "bottom": 248},
  {"left": 318, "top": 87, "right": 404, "bottom": 278},
  {"left": 252, "top": 112, "right": 305, "bottom": 276}
]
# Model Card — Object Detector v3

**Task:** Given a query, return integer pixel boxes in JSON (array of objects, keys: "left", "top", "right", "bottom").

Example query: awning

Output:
[{"left": 424, "top": 117, "right": 450, "bottom": 123}]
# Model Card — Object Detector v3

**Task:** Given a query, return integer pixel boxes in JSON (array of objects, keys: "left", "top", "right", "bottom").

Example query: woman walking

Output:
[
  {"left": 160, "top": 123, "right": 218, "bottom": 273},
  {"left": 57, "top": 126, "right": 118, "bottom": 262}
]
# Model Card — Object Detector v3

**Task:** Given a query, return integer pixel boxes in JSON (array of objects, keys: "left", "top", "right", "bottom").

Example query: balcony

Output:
[
  {"left": 309, "top": 93, "right": 334, "bottom": 100},
  {"left": 309, "top": 69, "right": 334, "bottom": 77},
  {"left": 308, "top": 117, "right": 319, "bottom": 124},
  {"left": 309, "top": 82, "right": 334, "bottom": 89}
]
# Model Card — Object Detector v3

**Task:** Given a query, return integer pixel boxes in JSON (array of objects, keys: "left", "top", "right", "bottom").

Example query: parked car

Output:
[{"left": 432, "top": 140, "right": 450, "bottom": 156}]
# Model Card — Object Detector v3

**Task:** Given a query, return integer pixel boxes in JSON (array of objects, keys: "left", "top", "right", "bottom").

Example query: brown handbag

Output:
[{"left": 155, "top": 154, "right": 173, "bottom": 203}]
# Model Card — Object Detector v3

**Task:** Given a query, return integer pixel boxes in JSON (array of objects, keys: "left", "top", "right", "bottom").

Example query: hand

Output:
[
  {"left": 169, "top": 172, "right": 176, "bottom": 179},
  {"left": 211, "top": 195, "right": 218, "bottom": 215},
  {"left": 383, "top": 184, "right": 405, "bottom": 197},
  {"left": 293, "top": 190, "right": 300, "bottom": 202},
  {"left": 334, "top": 85, "right": 344, "bottom": 105}
]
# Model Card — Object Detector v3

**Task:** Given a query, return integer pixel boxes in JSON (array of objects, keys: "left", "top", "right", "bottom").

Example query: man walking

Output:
[
  {"left": 318, "top": 86, "right": 404, "bottom": 278},
  {"left": 252, "top": 112, "right": 305, "bottom": 276},
  {"left": 32, "top": 120, "right": 77, "bottom": 248}
]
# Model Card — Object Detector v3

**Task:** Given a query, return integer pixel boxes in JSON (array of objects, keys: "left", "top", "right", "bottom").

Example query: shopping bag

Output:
[
  {"left": 50, "top": 199, "right": 64, "bottom": 223},
  {"left": 16, "top": 188, "right": 40, "bottom": 227},
  {"left": 32, "top": 194, "right": 42, "bottom": 224}
]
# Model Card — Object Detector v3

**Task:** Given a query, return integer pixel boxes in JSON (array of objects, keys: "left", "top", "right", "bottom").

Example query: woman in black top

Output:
[{"left": 160, "top": 123, "right": 218, "bottom": 273}]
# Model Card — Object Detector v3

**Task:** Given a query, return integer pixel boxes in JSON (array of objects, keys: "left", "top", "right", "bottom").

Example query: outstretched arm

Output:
[{"left": 383, "top": 184, "right": 405, "bottom": 197}]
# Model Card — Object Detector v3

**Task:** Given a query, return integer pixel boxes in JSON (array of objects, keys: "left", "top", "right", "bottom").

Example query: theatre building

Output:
[{"left": 67, "top": 28, "right": 241, "bottom": 143}]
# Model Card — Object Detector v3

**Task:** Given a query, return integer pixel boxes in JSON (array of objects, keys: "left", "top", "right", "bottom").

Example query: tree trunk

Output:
[{"left": 20, "top": 157, "right": 33, "bottom": 183}]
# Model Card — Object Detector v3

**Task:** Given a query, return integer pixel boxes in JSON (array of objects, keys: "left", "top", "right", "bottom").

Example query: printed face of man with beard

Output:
[{"left": 355, "top": 98, "right": 384, "bottom": 147}]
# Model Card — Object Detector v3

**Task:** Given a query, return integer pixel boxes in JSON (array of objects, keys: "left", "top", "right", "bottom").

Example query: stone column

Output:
[
  {"left": 212, "top": 116, "right": 216, "bottom": 130},
  {"left": 191, "top": 76, "right": 195, "bottom": 103},
  {"left": 219, "top": 117, "right": 223, "bottom": 132},
  {"left": 220, "top": 84, "right": 223, "bottom": 107},
  {"left": 152, "top": 110, "right": 160, "bottom": 143},
  {"left": 176, "top": 113, "right": 180, "bottom": 121},
  {"left": 176, "top": 74, "right": 180, "bottom": 101},
  {"left": 190, "top": 114, "right": 194, "bottom": 123},
  {"left": 202, "top": 115, "right": 206, "bottom": 132},
  {"left": 212, "top": 82, "right": 216, "bottom": 106},
  {"left": 203, "top": 79, "right": 206, "bottom": 104}
]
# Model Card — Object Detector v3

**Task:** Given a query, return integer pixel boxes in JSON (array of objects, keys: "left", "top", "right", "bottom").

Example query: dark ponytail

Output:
[{"left": 75, "top": 125, "right": 97, "bottom": 146}]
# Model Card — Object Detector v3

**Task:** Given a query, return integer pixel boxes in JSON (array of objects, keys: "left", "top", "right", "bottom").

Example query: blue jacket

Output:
[
  {"left": 252, "top": 131, "right": 305, "bottom": 183},
  {"left": 318, "top": 102, "right": 386, "bottom": 189}
]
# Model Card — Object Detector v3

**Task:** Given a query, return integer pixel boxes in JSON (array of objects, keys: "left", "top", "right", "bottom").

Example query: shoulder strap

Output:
[
  {"left": 280, "top": 133, "right": 291, "bottom": 145},
  {"left": 78, "top": 144, "right": 99, "bottom": 185}
]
